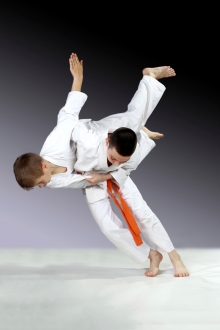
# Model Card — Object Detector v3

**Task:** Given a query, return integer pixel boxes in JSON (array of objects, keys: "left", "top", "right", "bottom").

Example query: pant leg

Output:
[
  {"left": 120, "top": 177, "right": 175, "bottom": 254},
  {"left": 126, "top": 75, "right": 166, "bottom": 126},
  {"left": 135, "top": 130, "right": 156, "bottom": 166},
  {"left": 85, "top": 195, "right": 151, "bottom": 263},
  {"left": 86, "top": 76, "right": 166, "bottom": 134}
]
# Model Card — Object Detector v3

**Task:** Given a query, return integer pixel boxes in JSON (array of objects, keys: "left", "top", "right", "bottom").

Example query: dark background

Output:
[{"left": 0, "top": 4, "right": 219, "bottom": 248}]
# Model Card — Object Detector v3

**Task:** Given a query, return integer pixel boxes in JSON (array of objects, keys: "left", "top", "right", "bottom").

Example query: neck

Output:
[{"left": 51, "top": 164, "right": 67, "bottom": 175}]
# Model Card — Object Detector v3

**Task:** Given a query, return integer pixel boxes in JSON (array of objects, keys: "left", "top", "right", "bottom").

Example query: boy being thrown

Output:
[{"left": 13, "top": 53, "right": 189, "bottom": 277}]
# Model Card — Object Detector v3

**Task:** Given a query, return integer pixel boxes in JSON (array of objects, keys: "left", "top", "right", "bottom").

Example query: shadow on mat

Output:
[{"left": 0, "top": 263, "right": 174, "bottom": 279}]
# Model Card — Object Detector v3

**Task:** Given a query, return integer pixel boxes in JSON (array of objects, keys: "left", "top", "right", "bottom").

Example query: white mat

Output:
[{"left": 0, "top": 249, "right": 220, "bottom": 330}]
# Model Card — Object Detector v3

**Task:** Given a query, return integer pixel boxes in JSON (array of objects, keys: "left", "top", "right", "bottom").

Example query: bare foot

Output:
[
  {"left": 145, "top": 249, "right": 163, "bottom": 277},
  {"left": 142, "top": 127, "right": 164, "bottom": 140},
  {"left": 142, "top": 66, "right": 176, "bottom": 80},
  {"left": 168, "top": 250, "right": 189, "bottom": 277}
]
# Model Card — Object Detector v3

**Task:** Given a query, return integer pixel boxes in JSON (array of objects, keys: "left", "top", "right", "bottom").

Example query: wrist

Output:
[
  {"left": 73, "top": 75, "right": 83, "bottom": 81},
  {"left": 71, "top": 79, "right": 83, "bottom": 92},
  {"left": 104, "top": 173, "right": 112, "bottom": 181}
]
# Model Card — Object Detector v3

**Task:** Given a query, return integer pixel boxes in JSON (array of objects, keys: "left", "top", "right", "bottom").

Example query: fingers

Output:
[
  {"left": 69, "top": 53, "right": 82, "bottom": 65},
  {"left": 73, "top": 53, "right": 79, "bottom": 63},
  {"left": 86, "top": 178, "right": 96, "bottom": 185},
  {"left": 69, "top": 53, "right": 83, "bottom": 79},
  {"left": 69, "top": 53, "right": 76, "bottom": 67}
]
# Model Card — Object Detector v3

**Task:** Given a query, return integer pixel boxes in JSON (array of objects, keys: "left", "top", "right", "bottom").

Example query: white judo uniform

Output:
[{"left": 40, "top": 75, "right": 174, "bottom": 263}]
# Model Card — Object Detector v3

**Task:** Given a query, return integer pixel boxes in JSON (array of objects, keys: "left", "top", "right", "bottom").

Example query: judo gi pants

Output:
[
  {"left": 86, "top": 176, "right": 175, "bottom": 264},
  {"left": 85, "top": 74, "right": 166, "bottom": 133}
]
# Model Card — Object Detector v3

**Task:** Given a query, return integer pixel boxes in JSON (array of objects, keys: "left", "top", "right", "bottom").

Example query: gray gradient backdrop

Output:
[{"left": 0, "top": 6, "right": 219, "bottom": 248}]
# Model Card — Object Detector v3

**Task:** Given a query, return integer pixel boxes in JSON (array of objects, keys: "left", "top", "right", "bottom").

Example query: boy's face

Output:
[
  {"left": 35, "top": 164, "right": 51, "bottom": 188},
  {"left": 106, "top": 138, "right": 130, "bottom": 166}
]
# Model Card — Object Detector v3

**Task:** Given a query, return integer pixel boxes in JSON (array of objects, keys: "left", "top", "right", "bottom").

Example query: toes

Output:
[
  {"left": 145, "top": 271, "right": 151, "bottom": 276},
  {"left": 145, "top": 271, "right": 155, "bottom": 277},
  {"left": 174, "top": 272, "right": 189, "bottom": 277}
]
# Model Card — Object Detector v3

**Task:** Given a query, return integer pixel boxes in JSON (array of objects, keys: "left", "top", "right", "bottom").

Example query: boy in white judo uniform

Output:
[{"left": 14, "top": 53, "right": 189, "bottom": 277}]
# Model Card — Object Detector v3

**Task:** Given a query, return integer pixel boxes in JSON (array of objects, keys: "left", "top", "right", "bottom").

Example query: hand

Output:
[
  {"left": 85, "top": 173, "right": 106, "bottom": 185},
  {"left": 69, "top": 53, "right": 83, "bottom": 79}
]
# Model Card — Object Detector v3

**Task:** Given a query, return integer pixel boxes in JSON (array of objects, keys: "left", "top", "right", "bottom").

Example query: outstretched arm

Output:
[
  {"left": 56, "top": 52, "right": 87, "bottom": 125},
  {"left": 40, "top": 53, "right": 87, "bottom": 161}
]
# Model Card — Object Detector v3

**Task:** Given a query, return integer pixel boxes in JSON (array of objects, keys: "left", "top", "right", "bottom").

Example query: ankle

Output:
[{"left": 169, "top": 250, "right": 181, "bottom": 262}]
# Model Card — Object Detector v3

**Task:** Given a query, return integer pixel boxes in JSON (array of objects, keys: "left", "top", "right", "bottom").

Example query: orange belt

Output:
[
  {"left": 107, "top": 180, "right": 143, "bottom": 246},
  {"left": 76, "top": 171, "right": 143, "bottom": 246}
]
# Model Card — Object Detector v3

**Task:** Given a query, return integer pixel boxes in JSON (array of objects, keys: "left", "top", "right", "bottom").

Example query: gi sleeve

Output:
[
  {"left": 40, "top": 91, "right": 87, "bottom": 157},
  {"left": 109, "top": 168, "right": 129, "bottom": 187},
  {"left": 56, "top": 91, "right": 88, "bottom": 133},
  {"left": 46, "top": 172, "right": 92, "bottom": 189},
  {"left": 64, "top": 173, "right": 92, "bottom": 189}
]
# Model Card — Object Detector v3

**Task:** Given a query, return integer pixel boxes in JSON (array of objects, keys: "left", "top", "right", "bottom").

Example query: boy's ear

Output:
[
  {"left": 41, "top": 163, "right": 46, "bottom": 169},
  {"left": 106, "top": 137, "right": 110, "bottom": 147}
]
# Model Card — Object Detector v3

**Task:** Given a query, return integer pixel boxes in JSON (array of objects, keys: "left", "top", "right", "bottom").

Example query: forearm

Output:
[
  {"left": 71, "top": 76, "right": 83, "bottom": 92},
  {"left": 102, "top": 173, "right": 113, "bottom": 181}
]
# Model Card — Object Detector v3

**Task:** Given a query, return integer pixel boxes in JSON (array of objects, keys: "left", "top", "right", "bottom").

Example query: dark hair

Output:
[
  {"left": 108, "top": 127, "right": 137, "bottom": 156},
  {"left": 13, "top": 153, "right": 44, "bottom": 190}
]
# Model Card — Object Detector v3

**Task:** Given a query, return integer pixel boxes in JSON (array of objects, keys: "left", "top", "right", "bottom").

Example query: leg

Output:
[
  {"left": 135, "top": 130, "right": 156, "bottom": 165},
  {"left": 85, "top": 195, "right": 152, "bottom": 264},
  {"left": 86, "top": 70, "right": 167, "bottom": 134},
  {"left": 120, "top": 177, "right": 189, "bottom": 277},
  {"left": 141, "top": 126, "right": 164, "bottom": 140},
  {"left": 126, "top": 66, "right": 175, "bottom": 128}
]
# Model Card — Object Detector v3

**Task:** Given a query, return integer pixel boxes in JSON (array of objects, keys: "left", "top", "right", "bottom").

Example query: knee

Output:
[
  {"left": 96, "top": 219, "right": 114, "bottom": 238},
  {"left": 136, "top": 212, "right": 159, "bottom": 230}
]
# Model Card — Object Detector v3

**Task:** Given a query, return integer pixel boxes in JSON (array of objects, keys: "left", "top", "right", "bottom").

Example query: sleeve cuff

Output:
[
  {"left": 110, "top": 168, "right": 129, "bottom": 187},
  {"left": 64, "top": 91, "right": 88, "bottom": 115}
]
